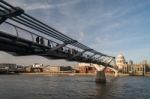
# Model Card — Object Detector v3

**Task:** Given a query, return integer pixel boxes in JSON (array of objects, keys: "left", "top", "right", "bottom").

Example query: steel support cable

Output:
[
  {"left": 72, "top": 43, "right": 87, "bottom": 50},
  {"left": 23, "top": 13, "right": 74, "bottom": 41},
  {"left": 18, "top": 18, "right": 71, "bottom": 43},
  {"left": 80, "top": 45, "right": 90, "bottom": 50},
  {"left": 0, "top": 0, "right": 66, "bottom": 42},
  {"left": 0, "top": 3, "right": 11, "bottom": 12},
  {"left": 77, "top": 43, "right": 89, "bottom": 48},
  {"left": 94, "top": 51, "right": 109, "bottom": 57},
  {"left": 22, "top": 14, "right": 90, "bottom": 50},
  {"left": 71, "top": 43, "right": 87, "bottom": 50},
  {"left": 16, "top": 16, "right": 70, "bottom": 42},
  {"left": 18, "top": 15, "right": 90, "bottom": 50},
  {"left": 11, "top": 17, "right": 67, "bottom": 42},
  {"left": 72, "top": 42, "right": 89, "bottom": 50},
  {"left": 0, "top": 0, "right": 16, "bottom": 10},
  {"left": 0, "top": 9, "right": 6, "bottom": 13},
  {"left": 21, "top": 14, "right": 72, "bottom": 41},
  {"left": 73, "top": 44, "right": 89, "bottom": 51},
  {"left": 78, "top": 43, "right": 93, "bottom": 51},
  {"left": 19, "top": 15, "right": 72, "bottom": 41},
  {"left": 92, "top": 50, "right": 100, "bottom": 54},
  {"left": 10, "top": 17, "right": 87, "bottom": 51},
  {"left": 11, "top": 18, "right": 89, "bottom": 49},
  {"left": 5, "top": 21, "right": 58, "bottom": 44}
]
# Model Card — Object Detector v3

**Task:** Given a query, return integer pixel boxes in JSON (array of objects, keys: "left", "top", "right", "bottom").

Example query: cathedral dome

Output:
[
  {"left": 116, "top": 54, "right": 126, "bottom": 70},
  {"left": 117, "top": 54, "right": 124, "bottom": 58}
]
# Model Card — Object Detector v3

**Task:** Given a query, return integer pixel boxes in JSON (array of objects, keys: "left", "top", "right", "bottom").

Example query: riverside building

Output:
[
  {"left": 0, "top": 63, "right": 24, "bottom": 73},
  {"left": 116, "top": 54, "right": 149, "bottom": 76}
]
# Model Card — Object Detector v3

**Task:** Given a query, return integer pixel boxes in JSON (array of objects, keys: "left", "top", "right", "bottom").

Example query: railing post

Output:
[
  {"left": 30, "top": 33, "right": 34, "bottom": 43},
  {"left": 14, "top": 27, "right": 19, "bottom": 40}
]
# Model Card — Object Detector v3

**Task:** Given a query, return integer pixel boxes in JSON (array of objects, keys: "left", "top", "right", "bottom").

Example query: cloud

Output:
[
  {"left": 6, "top": 0, "right": 80, "bottom": 11},
  {"left": 78, "top": 32, "right": 85, "bottom": 42}
]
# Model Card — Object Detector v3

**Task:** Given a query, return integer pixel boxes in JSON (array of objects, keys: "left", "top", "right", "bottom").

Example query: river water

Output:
[{"left": 0, "top": 75, "right": 150, "bottom": 99}]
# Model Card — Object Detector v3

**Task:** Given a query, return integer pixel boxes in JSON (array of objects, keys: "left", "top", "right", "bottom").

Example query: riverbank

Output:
[
  {"left": 19, "top": 72, "right": 96, "bottom": 76},
  {"left": 3, "top": 72, "right": 150, "bottom": 77},
  {"left": 19, "top": 72, "right": 128, "bottom": 77},
  {"left": 118, "top": 73, "right": 129, "bottom": 76},
  {"left": 145, "top": 73, "right": 150, "bottom": 76}
]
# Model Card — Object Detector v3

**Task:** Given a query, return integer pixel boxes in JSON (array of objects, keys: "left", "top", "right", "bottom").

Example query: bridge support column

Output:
[
  {"left": 95, "top": 70, "right": 106, "bottom": 83},
  {"left": 93, "top": 64, "right": 106, "bottom": 83}
]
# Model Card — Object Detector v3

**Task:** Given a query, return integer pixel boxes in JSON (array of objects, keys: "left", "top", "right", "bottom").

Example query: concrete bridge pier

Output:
[
  {"left": 93, "top": 64, "right": 106, "bottom": 83},
  {"left": 93, "top": 64, "right": 118, "bottom": 83},
  {"left": 95, "top": 70, "right": 106, "bottom": 83}
]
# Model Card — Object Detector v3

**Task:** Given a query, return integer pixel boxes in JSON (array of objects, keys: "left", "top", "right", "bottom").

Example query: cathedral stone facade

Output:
[
  {"left": 116, "top": 54, "right": 129, "bottom": 73},
  {"left": 116, "top": 54, "right": 147, "bottom": 75}
]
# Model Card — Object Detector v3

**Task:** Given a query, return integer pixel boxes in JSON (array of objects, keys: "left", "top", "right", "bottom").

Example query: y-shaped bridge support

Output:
[{"left": 93, "top": 64, "right": 118, "bottom": 83}]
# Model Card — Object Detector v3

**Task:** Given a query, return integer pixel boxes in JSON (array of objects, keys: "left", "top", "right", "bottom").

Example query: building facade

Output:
[
  {"left": 116, "top": 54, "right": 126, "bottom": 71},
  {"left": 75, "top": 63, "right": 96, "bottom": 73},
  {"left": 43, "top": 66, "right": 73, "bottom": 73},
  {"left": 0, "top": 63, "right": 24, "bottom": 73},
  {"left": 116, "top": 54, "right": 147, "bottom": 76}
]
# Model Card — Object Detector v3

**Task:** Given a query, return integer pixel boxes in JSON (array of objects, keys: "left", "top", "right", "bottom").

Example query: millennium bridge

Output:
[{"left": 0, "top": 0, "right": 117, "bottom": 83}]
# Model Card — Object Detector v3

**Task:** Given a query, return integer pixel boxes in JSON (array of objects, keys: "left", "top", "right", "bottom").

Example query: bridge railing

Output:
[
  {"left": 0, "top": 22, "right": 99, "bottom": 62},
  {"left": 0, "top": 21, "right": 115, "bottom": 66}
]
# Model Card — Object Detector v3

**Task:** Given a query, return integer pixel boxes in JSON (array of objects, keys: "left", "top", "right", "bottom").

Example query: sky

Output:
[{"left": 0, "top": 0, "right": 150, "bottom": 65}]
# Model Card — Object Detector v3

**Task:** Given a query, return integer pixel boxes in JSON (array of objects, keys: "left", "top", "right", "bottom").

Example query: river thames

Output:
[{"left": 0, "top": 75, "right": 150, "bottom": 99}]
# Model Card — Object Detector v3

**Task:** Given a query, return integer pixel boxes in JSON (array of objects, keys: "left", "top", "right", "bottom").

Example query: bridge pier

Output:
[
  {"left": 93, "top": 64, "right": 118, "bottom": 83},
  {"left": 93, "top": 64, "right": 106, "bottom": 83},
  {"left": 95, "top": 70, "right": 106, "bottom": 83}
]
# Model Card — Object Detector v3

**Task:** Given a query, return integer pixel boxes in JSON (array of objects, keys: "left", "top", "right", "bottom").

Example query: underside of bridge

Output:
[{"left": 0, "top": 0, "right": 117, "bottom": 83}]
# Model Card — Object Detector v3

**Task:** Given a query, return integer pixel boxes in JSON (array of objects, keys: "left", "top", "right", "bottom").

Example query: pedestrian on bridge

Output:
[
  {"left": 40, "top": 37, "right": 44, "bottom": 45},
  {"left": 36, "top": 36, "right": 40, "bottom": 44}
]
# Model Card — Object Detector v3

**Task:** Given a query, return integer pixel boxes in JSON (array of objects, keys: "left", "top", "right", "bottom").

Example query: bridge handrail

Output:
[{"left": 2, "top": 22, "right": 101, "bottom": 61}]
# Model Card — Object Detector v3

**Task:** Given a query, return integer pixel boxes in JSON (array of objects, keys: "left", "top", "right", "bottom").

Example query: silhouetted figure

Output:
[
  {"left": 68, "top": 48, "right": 71, "bottom": 54},
  {"left": 48, "top": 40, "right": 51, "bottom": 48},
  {"left": 40, "top": 37, "right": 44, "bottom": 45},
  {"left": 60, "top": 47, "right": 64, "bottom": 52},
  {"left": 36, "top": 36, "right": 40, "bottom": 44}
]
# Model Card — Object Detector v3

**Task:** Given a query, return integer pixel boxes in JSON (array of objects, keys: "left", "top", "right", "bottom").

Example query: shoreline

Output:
[
  {"left": 18, "top": 72, "right": 129, "bottom": 77},
  {"left": 1, "top": 72, "right": 150, "bottom": 77},
  {"left": 19, "top": 72, "right": 96, "bottom": 76}
]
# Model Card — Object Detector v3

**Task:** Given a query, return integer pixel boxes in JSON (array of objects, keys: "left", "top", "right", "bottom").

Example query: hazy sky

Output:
[{"left": 1, "top": 0, "right": 150, "bottom": 65}]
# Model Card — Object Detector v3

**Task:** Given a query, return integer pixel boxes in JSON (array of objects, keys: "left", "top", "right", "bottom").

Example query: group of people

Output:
[
  {"left": 36, "top": 36, "right": 44, "bottom": 45},
  {"left": 36, "top": 36, "right": 78, "bottom": 55},
  {"left": 54, "top": 43, "right": 79, "bottom": 56},
  {"left": 35, "top": 36, "right": 91, "bottom": 59}
]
